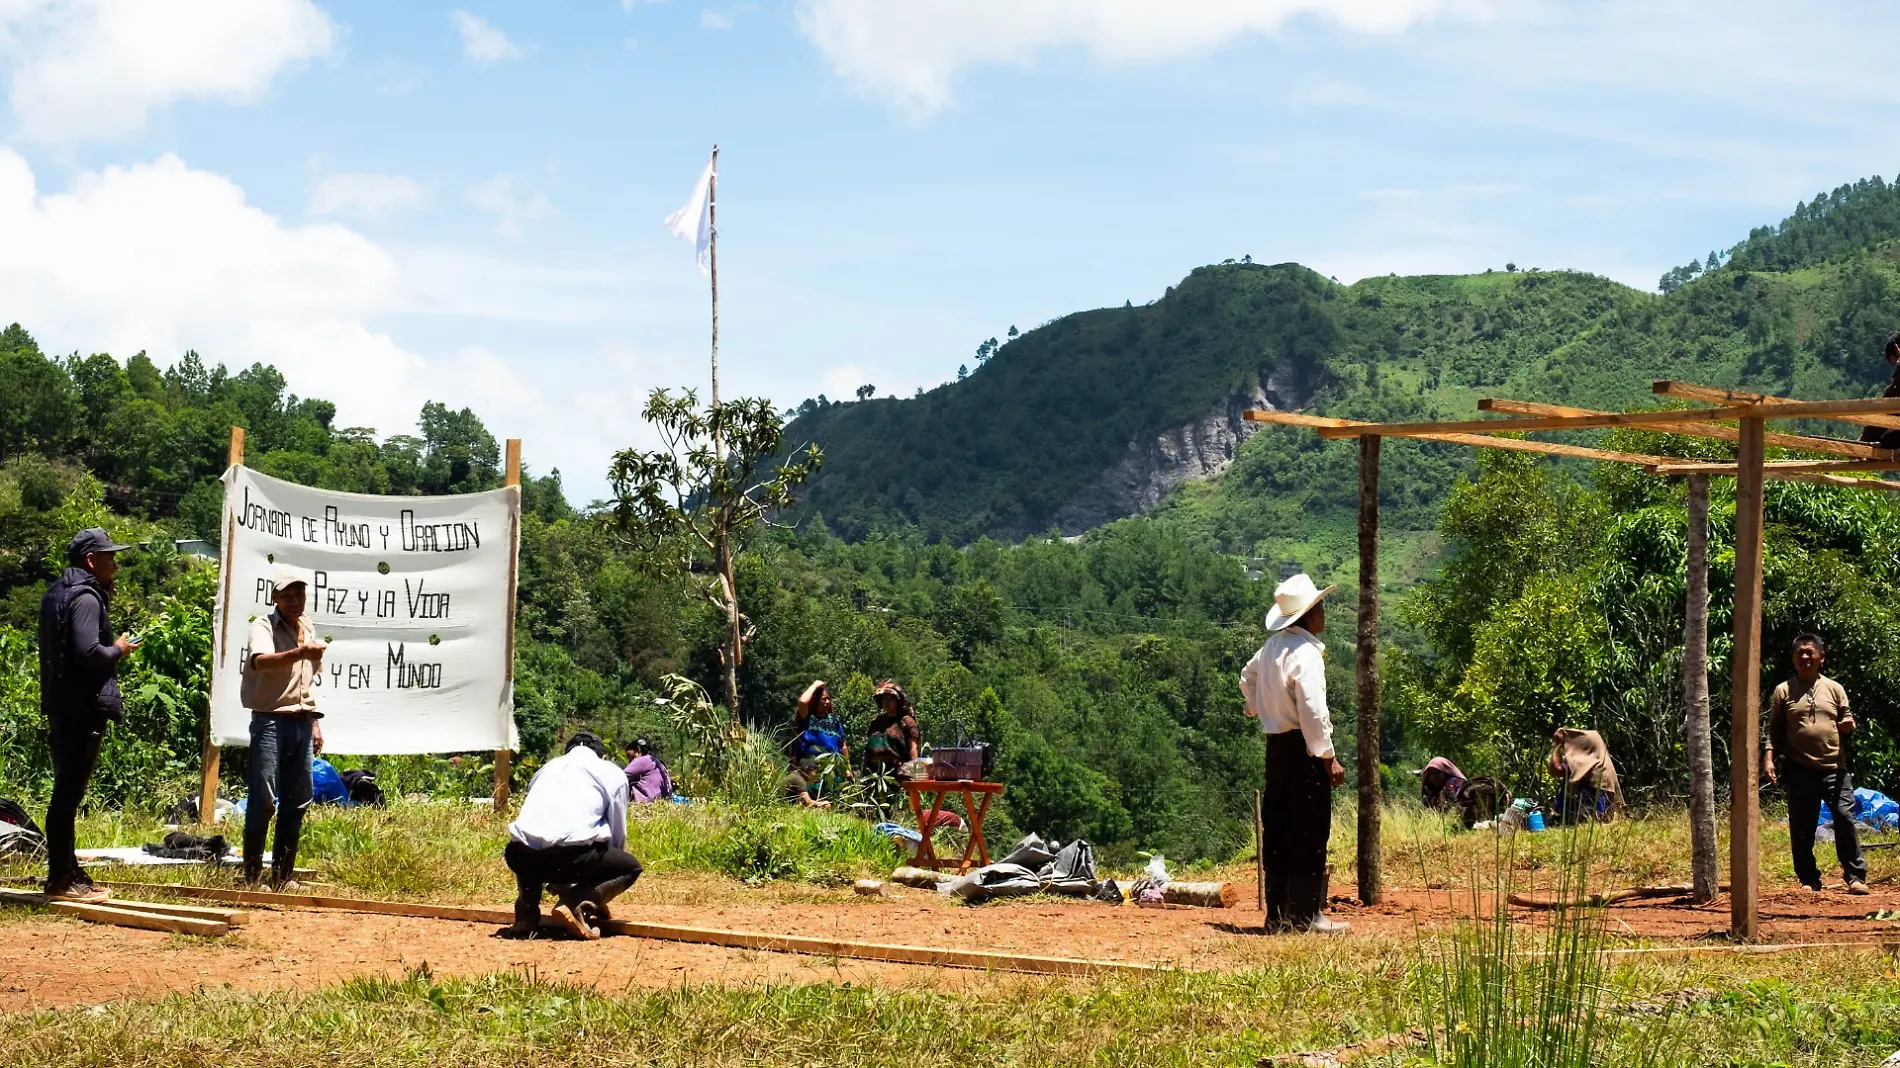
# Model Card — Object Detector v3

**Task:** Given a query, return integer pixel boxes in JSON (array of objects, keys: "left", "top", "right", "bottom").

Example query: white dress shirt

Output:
[
  {"left": 1240, "top": 626, "right": 1335, "bottom": 759},
  {"left": 508, "top": 747, "right": 629, "bottom": 850}
]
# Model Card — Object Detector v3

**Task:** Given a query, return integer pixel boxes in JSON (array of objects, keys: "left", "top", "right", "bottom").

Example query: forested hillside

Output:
[
  {"left": 789, "top": 176, "right": 1900, "bottom": 572},
  {"left": 0, "top": 323, "right": 1316, "bottom": 863}
]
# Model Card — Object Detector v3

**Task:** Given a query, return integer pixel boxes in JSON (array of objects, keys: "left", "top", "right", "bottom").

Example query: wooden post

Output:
[
  {"left": 199, "top": 426, "right": 245, "bottom": 825},
  {"left": 495, "top": 438, "right": 522, "bottom": 814},
  {"left": 1729, "top": 419, "right": 1766, "bottom": 939},
  {"left": 1355, "top": 434, "right": 1381, "bottom": 905},
  {"left": 1684, "top": 474, "right": 1718, "bottom": 904}
]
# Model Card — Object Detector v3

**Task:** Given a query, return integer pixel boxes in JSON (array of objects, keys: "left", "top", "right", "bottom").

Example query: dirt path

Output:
[{"left": 1, "top": 878, "right": 1894, "bottom": 1012}]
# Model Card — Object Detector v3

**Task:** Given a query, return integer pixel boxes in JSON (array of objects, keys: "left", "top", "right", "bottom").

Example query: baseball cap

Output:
[
  {"left": 268, "top": 563, "right": 311, "bottom": 592},
  {"left": 67, "top": 528, "right": 131, "bottom": 563}
]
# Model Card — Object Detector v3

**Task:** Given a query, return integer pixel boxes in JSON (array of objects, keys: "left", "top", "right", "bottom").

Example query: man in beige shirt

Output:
[
  {"left": 1765, "top": 633, "right": 1868, "bottom": 895},
  {"left": 240, "top": 565, "right": 326, "bottom": 888}
]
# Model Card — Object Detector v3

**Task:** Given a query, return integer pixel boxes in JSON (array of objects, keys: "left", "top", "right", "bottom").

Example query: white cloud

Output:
[
  {"left": 0, "top": 0, "right": 335, "bottom": 142},
  {"left": 450, "top": 10, "right": 520, "bottom": 64},
  {"left": 701, "top": 10, "right": 733, "bottom": 30},
  {"left": 0, "top": 148, "right": 427, "bottom": 436},
  {"left": 309, "top": 172, "right": 429, "bottom": 221},
  {"left": 795, "top": 0, "right": 1494, "bottom": 115},
  {"left": 465, "top": 173, "right": 551, "bottom": 236}
]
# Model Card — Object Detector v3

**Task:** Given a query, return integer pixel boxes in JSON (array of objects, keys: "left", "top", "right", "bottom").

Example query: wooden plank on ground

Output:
[
  {"left": 104, "top": 883, "right": 1163, "bottom": 977},
  {"left": 598, "top": 918, "right": 1162, "bottom": 977},
  {"left": 45, "top": 901, "right": 228, "bottom": 937},
  {"left": 104, "top": 882, "right": 515, "bottom": 924},
  {"left": 0, "top": 886, "right": 247, "bottom": 926}
]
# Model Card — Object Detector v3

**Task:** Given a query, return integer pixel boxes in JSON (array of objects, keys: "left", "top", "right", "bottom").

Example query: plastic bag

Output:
[{"left": 1142, "top": 853, "right": 1171, "bottom": 888}]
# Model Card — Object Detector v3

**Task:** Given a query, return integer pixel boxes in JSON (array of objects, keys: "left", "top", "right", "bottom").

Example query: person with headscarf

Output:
[
  {"left": 863, "top": 680, "right": 919, "bottom": 776},
  {"left": 1546, "top": 728, "right": 1624, "bottom": 824},
  {"left": 1418, "top": 757, "right": 1467, "bottom": 809},
  {"left": 1240, "top": 573, "right": 1349, "bottom": 934}
]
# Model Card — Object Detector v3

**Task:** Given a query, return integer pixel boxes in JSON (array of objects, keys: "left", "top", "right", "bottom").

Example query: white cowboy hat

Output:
[{"left": 1265, "top": 573, "right": 1336, "bottom": 632}]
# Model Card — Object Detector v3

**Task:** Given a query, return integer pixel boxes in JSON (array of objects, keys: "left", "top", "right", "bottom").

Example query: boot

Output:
[
  {"left": 588, "top": 872, "right": 640, "bottom": 926},
  {"left": 1263, "top": 870, "right": 1290, "bottom": 933},
  {"left": 1287, "top": 872, "right": 1350, "bottom": 934}
]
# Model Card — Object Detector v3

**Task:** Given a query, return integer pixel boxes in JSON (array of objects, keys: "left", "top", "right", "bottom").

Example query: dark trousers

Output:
[
  {"left": 243, "top": 712, "right": 315, "bottom": 880},
  {"left": 1784, "top": 761, "right": 1867, "bottom": 886},
  {"left": 504, "top": 839, "right": 643, "bottom": 927},
  {"left": 1263, "top": 730, "right": 1333, "bottom": 877},
  {"left": 44, "top": 716, "right": 104, "bottom": 892}
]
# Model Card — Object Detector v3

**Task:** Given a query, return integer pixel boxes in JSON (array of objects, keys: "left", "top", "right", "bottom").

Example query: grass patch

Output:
[
  {"left": 2, "top": 954, "right": 1899, "bottom": 1066},
  {"left": 0, "top": 799, "right": 903, "bottom": 905}
]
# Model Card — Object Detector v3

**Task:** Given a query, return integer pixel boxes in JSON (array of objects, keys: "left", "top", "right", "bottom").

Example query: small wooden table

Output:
[{"left": 902, "top": 779, "right": 1004, "bottom": 875}]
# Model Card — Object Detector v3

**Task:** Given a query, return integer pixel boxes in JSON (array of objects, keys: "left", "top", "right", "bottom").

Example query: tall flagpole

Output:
[
  {"left": 706, "top": 144, "right": 741, "bottom": 727},
  {"left": 709, "top": 144, "right": 721, "bottom": 455}
]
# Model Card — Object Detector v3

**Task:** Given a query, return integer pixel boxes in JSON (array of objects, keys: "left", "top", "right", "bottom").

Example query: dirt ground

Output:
[{"left": 1, "top": 875, "right": 1895, "bottom": 1012}]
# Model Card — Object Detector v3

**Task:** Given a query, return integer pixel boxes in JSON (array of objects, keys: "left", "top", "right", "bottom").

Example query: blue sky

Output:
[{"left": 4, "top": 1, "right": 1900, "bottom": 498}]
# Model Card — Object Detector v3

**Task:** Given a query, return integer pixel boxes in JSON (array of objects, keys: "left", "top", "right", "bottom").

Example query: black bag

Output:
[{"left": 342, "top": 769, "right": 386, "bottom": 808}]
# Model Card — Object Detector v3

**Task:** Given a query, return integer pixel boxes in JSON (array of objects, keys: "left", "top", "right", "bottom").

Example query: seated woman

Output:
[
  {"left": 1547, "top": 727, "right": 1624, "bottom": 824},
  {"left": 862, "top": 680, "right": 919, "bottom": 778},
  {"left": 787, "top": 680, "right": 850, "bottom": 768},
  {"left": 780, "top": 758, "right": 831, "bottom": 809},
  {"left": 1419, "top": 757, "right": 1467, "bottom": 809},
  {"left": 623, "top": 738, "right": 673, "bottom": 804}
]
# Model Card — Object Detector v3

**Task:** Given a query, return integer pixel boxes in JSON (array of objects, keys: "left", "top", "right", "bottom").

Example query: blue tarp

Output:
[
  {"left": 236, "top": 757, "right": 352, "bottom": 815},
  {"left": 1815, "top": 787, "right": 1899, "bottom": 831}
]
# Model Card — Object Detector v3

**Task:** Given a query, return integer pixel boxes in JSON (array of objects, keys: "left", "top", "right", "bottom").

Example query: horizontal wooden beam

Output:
[
  {"left": 1243, "top": 410, "right": 1667, "bottom": 465},
  {"left": 1652, "top": 459, "right": 1900, "bottom": 476},
  {"left": 1653, "top": 381, "right": 1900, "bottom": 431},
  {"left": 1307, "top": 405, "right": 1751, "bottom": 440},
  {"left": 1480, "top": 399, "right": 1892, "bottom": 459},
  {"left": 1769, "top": 470, "right": 1900, "bottom": 494}
]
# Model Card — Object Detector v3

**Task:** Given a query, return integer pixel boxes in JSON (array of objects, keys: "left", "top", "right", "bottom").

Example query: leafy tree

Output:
[
  {"left": 0, "top": 326, "right": 80, "bottom": 459},
  {"left": 855, "top": 384, "right": 875, "bottom": 401},
  {"left": 607, "top": 389, "right": 821, "bottom": 725},
  {"left": 416, "top": 402, "right": 500, "bottom": 494}
]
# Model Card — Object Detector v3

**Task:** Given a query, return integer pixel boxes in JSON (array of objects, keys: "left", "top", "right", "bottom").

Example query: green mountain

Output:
[{"left": 788, "top": 176, "right": 1900, "bottom": 578}]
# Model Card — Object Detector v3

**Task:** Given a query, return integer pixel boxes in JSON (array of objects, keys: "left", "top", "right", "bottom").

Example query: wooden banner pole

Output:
[
  {"left": 200, "top": 426, "right": 245, "bottom": 825},
  {"left": 495, "top": 438, "right": 522, "bottom": 814}
]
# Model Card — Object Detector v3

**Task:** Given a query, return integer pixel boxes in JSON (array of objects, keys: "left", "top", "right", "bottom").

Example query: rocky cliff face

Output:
[{"left": 1047, "top": 368, "right": 1312, "bottom": 535}]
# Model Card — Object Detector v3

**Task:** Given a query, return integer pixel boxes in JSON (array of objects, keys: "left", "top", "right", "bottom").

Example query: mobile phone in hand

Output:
[{"left": 124, "top": 633, "right": 142, "bottom": 647}]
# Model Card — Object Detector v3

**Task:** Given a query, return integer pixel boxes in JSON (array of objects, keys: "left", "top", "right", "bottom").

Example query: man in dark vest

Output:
[
  {"left": 38, "top": 528, "right": 136, "bottom": 902},
  {"left": 1859, "top": 331, "right": 1900, "bottom": 450}
]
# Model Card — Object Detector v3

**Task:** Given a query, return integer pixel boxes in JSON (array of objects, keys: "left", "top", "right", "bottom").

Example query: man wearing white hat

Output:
[
  {"left": 239, "top": 564, "right": 328, "bottom": 888},
  {"left": 1241, "top": 573, "right": 1349, "bottom": 934}
]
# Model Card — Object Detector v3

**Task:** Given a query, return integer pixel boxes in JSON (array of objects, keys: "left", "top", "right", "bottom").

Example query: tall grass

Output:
[{"left": 1418, "top": 820, "right": 1677, "bottom": 1068}]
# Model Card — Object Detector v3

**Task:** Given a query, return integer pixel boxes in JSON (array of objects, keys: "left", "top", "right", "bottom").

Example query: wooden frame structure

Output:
[{"left": 1246, "top": 381, "right": 1900, "bottom": 940}]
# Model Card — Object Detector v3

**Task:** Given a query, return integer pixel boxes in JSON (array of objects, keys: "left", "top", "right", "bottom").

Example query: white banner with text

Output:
[{"left": 210, "top": 466, "right": 520, "bottom": 753}]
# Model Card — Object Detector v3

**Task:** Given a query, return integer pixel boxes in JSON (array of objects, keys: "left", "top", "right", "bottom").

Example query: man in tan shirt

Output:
[
  {"left": 1765, "top": 633, "right": 1868, "bottom": 895},
  {"left": 240, "top": 565, "right": 326, "bottom": 888}
]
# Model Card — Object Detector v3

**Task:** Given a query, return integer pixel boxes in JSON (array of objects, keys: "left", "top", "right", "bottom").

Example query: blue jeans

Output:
[{"left": 244, "top": 712, "right": 314, "bottom": 881}]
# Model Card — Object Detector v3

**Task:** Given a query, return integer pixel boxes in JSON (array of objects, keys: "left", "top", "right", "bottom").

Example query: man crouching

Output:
[{"left": 501, "top": 731, "right": 642, "bottom": 940}]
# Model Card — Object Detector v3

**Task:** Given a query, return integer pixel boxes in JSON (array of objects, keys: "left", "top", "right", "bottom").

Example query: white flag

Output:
[{"left": 664, "top": 155, "right": 715, "bottom": 275}]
